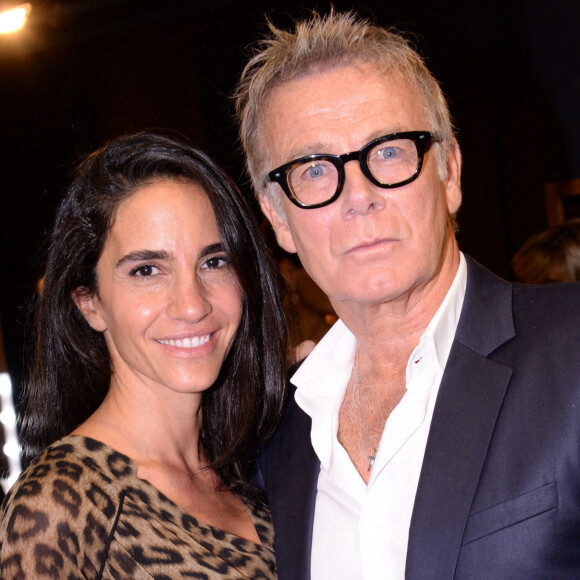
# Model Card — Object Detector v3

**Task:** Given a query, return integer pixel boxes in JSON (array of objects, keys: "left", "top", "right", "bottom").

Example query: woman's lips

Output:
[{"left": 156, "top": 334, "right": 211, "bottom": 349}]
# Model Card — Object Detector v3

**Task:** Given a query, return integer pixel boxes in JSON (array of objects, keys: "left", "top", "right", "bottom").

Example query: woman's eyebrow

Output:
[
  {"left": 115, "top": 250, "right": 170, "bottom": 268},
  {"left": 199, "top": 243, "right": 224, "bottom": 258}
]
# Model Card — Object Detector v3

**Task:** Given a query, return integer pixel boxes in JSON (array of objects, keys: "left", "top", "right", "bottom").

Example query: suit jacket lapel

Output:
[{"left": 406, "top": 257, "right": 516, "bottom": 579}]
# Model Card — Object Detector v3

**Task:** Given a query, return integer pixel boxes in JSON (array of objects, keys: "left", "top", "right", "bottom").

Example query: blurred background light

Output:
[
  {"left": 0, "top": 3, "right": 32, "bottom": 34},
  {"left": 0, "top": 373, "right": 21, "bottom": 493}
]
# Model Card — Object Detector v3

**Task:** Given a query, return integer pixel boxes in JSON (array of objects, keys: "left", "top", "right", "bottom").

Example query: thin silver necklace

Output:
[{"left": 353, "top": 351, "right": 378, "bottom": 472}]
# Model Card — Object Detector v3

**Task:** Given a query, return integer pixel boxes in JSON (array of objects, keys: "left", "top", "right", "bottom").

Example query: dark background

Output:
[{"left": 0, "top": 0, "right": 578, "bottom": 402}]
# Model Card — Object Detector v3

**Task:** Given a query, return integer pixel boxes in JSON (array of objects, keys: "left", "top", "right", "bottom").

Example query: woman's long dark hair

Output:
[{"left": 20, "top": 132, "right": 287, "bottom": 498}]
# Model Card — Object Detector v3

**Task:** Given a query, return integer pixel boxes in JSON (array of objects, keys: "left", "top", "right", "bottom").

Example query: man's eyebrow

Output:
[
  {"left": 367, "top": 128, "right": 405, "bottom": 142},
  {"left": 115, "top": 250, "right": 170, "bottom": 268},
  {"left": 284, "top": 129, "right": 407, "bottom": 161},
  {"left": 285, "top": 142, "right": 329, "bottom": 161}
]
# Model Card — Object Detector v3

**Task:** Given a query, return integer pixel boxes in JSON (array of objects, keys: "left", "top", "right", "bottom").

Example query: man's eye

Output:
[
  {"left": 298, "top": 161, "right": 332, "bottom": 181},
  {"left": 376, "top": 146, "right": 399, "bottom": 160},
  {"left": 307, "top": 164, "right": 326, "bottom": 179},
  {"left": 130, "top": 264, "right": 160, "bottom": 277},
  {"left": 202, "top": 256, "right": 228, "bottom": 270}
]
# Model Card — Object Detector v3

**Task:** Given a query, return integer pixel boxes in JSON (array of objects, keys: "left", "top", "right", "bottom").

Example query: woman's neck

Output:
[{"left": 71, "top": 379, "right": 206, "bottom": 474}]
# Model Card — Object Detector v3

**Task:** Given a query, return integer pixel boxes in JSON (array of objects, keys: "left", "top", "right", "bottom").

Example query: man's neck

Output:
[{"left": 333, "top": 242, "right": 460, "bottom": 375}]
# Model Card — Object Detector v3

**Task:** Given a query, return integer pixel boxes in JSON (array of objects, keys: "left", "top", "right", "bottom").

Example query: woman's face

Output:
[{"left": 75, "top": 179, "right": 244, "bottom": 398}]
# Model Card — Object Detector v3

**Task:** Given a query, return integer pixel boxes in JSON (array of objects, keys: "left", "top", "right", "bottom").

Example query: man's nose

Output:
[
  {"left": 340, "top": 159, "right": 386, "bottom": 216},
  {"left": 167, "top": 275, "right": 211, "bottom": 322}
]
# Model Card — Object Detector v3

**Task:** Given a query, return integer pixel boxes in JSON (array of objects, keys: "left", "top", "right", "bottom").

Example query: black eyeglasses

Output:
[{"left": 268, "top": 131, "right": 441, "bottom": 209}]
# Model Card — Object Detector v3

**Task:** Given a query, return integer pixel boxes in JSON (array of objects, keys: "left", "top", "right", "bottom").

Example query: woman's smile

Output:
[{"left": 156, "top": 334, "right": 212, "bottom": 349}]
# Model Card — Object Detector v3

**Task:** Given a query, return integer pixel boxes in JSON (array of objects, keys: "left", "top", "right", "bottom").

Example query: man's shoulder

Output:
[
  {"left": 512, "top": 278, "right": 580, "bottom": 301},
  {"left": 465, "top": 255, "right": 580, "bottom": 324},
  {"left": 455, "top": 256, "right": 580, "bottom": 356},
  {"left": 466, "top": 254, "right": 580, "bottom": 298},
  {"left": 510, "top": 282, "right": 580, "bottom": 346},
  {"left": 465, "top": 263, "right": 580, "bottom": 363}
]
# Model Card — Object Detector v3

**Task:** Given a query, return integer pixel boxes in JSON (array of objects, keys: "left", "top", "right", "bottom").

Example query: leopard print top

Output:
[{"left": 0, "top": 435, "right": 277, "bottom": 579}]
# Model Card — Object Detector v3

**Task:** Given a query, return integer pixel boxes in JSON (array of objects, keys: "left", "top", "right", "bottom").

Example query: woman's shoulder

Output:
[
  {"left": 2, "top": 435, "right": 132, "bottom": 516},
  {"left": 12, "top": 435, "right": 135, "bottom": 492},
  {"left": 0, "top": 435, "right": 137, "bottom": 576}
]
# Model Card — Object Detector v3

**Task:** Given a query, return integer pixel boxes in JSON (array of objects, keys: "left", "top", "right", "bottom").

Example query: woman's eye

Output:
[
  {"left": 130, "top": 264, "right": 160, "bottom": 277},
  {"left": 202, "top": 256, "right": 228, "bottom": 270}
]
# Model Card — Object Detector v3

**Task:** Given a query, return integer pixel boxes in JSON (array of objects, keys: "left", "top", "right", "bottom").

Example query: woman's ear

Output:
[{"left": 71, "top": 287, "right": 107, "bottom": 332}]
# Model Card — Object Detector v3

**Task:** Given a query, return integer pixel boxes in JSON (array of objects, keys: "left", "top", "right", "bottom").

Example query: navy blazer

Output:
[{"left": 260, "top": 256, "right": 580, "bottom": 579}]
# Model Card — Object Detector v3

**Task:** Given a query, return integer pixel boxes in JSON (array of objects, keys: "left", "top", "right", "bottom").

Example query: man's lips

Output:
[{"left": 345, "top": 238, "right": 395, "bottom": 255}]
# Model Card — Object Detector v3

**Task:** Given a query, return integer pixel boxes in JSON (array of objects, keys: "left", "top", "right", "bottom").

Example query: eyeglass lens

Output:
[{"left": 287, "top": 137, "right": 420, "bottom": 206}]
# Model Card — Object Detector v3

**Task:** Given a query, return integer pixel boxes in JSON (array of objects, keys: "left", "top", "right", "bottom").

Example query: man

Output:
[{"left": 235, "top": 11, "right": 580, "bottom": 579}]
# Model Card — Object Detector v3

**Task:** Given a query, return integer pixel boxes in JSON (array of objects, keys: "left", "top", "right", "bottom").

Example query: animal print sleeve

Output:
[{"left": 0, "top": 444, "right": 116, "bottom": 580}]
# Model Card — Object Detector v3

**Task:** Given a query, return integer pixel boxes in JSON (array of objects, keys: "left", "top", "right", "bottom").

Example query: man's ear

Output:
[
  {"left": 258, "top": 191, "right": 298, "bottom": 254},
  {"left": 444, "top": 140, "right": 462, "bottom": 215},
  {"left": 71, "top": 287, "right": 107, "bottom": 332}
]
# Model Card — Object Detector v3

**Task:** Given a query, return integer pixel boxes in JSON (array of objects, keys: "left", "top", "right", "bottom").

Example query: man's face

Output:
[{"left": 258, "top": 62, "right": 462, "bottom": 313}]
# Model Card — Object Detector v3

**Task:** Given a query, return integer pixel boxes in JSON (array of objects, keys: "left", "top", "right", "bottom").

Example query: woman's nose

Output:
[{"left": 167, "top": 276, "right": 211, "bottom": 322}]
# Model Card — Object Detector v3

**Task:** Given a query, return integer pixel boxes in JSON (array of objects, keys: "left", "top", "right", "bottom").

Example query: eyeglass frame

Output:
[{"left": 267, "top": 130, "right": 441, "bottom": 209}]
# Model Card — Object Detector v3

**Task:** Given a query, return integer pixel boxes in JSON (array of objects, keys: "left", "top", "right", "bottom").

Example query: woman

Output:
[{"left": 0, "top": 132, "right": 287, "bottom": 578}]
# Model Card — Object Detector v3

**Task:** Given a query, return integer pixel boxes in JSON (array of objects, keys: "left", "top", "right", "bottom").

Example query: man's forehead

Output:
[
  {"left": 258, "top": 64, "right": 427, "bottom": 159},
  {"left": 268, "top": 61, "right": 408, "bottom": 98},
  {"left": 262, "top": 65, "right": 421, "bottom": 121}
]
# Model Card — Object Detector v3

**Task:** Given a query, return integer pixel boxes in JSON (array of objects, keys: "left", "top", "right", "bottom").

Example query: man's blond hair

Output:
[{"left": 234, "top": 10, "right": 456, "bottom": 202}]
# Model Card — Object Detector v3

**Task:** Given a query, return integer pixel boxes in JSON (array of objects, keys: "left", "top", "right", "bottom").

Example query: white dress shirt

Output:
[{"left": 292, "top": 253, "right": 467, "bottom": 580}]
